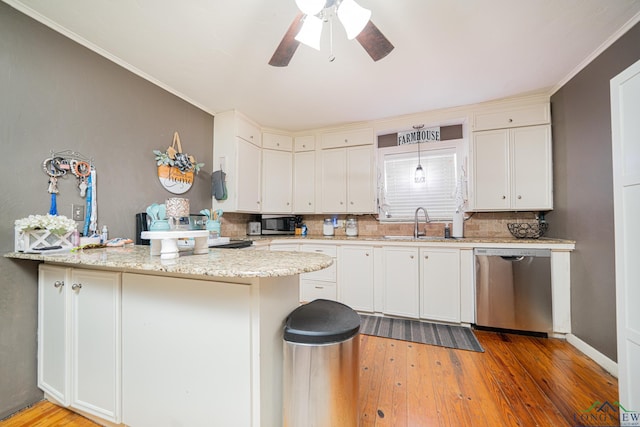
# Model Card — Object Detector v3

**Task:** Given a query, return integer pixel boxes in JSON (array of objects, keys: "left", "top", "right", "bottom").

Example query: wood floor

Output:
[{"left": 1, "top": 330, "right": 618, "bottom": 427}]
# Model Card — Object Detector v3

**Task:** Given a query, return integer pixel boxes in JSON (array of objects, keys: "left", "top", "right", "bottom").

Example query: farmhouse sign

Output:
[{"left": 397, "top": 126, "right": 441, "bottom": 145}]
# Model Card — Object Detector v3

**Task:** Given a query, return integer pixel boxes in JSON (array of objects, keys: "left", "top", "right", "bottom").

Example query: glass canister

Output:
[
  {"left": 346, "top": 218, "right": 358, "bottom": 237},
  {"left": 323, "top": 218, "right": 334, "bottom": 236}
]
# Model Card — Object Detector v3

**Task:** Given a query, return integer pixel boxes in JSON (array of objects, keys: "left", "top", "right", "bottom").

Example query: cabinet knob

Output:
[
  {"left": 350, "top": 201, "right": 354, "bottom": 205},
  {"left": 344, "top": 139, "right": 348, "bottom": 143},
  {"left": 340, "top": 201, "right": 344, "bottom": 205},
  {"left": 315, "top": 286, "right": 325, "bottom": 289},
  {"left": 502, "top": 195, "right": 506, "bottom": 199},
  {"left": 517, "top": 195, "right": 522, "bottom": 199},
  {"left": 508, "top": 118, "right": 513, "bottom": 123},
  {"left": 287, "top": 202, "right": 290, "bottom": 206},
  {"left": 410, "top": 255, "right": 414, "bottom": 259},
  {"left": 72, "top": 283, "right": 82, "bottom": 291},
  {"left": 424, "top": 255, "right": 429, "bottom": 259},
  {"left": 53, "top": 280, "right": 64, "bottom": 288},
  {"left": 276, "top": 143, "right": 280, "bottom": 146},
  {"left": 302, "top": 144, "right": 306, "bottom": 148},
  {"left": 365, "top": 253, "right": 370, "bottom": 256},
  {"left": 308, "top": 202, "right": 312, "bottom": 206}
]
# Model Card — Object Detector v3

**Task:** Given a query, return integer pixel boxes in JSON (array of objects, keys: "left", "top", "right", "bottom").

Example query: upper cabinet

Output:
[
  {"left": 213, "top": 110, "right": 263, "bottom": 213},
  {"left": 319, "top": 145, "right": 376, "bottom": 214},
  {"left": 472, "top": 102, "right": 550, "bottom": 131},
  {"left": 293, "top": 136, "right": 316, "bottom": 213},
  {"left": 262, "top": 132, "right": 293, "bottom": 213},
  {"left": 318, "top": 127, "right": 375, "bottom": 214},
  {"left": 470, "top": 101, "right": 553, "bottom": 211},
  {"left": 320, "top": 128, "right": 374, "bottom": 149}
]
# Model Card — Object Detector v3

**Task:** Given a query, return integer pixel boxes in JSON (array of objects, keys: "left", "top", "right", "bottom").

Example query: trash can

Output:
[{"left": 283, "top": 299, "right": 361, "bottom": 427}]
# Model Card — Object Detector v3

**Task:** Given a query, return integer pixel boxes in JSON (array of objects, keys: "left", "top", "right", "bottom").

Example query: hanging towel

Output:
[{"left": 211, "top": 170, "right": 228, "bottom": 201}]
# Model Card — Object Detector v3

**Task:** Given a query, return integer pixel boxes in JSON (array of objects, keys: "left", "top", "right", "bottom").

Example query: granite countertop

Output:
[
  {"left": 5, "top": 245, "right": 333, "bottom": 279},
  {"left": 246, "top": 234, "right": 576, "bottom": 248}
]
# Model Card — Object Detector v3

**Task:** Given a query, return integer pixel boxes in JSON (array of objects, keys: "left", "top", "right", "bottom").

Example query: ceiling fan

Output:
[{"left": 269, "top": 0, "right": 394, "bottom": 67}]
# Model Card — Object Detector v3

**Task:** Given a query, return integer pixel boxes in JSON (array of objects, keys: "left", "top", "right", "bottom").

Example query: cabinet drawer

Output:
[
  {"left": 473, "top": 103, "right": 550, "bottom": 131},
  {"left": 320, "top": 128, "right": 373, "bottom": 149},
  {"left": 294, "top": 136, "right": 315, "bottom": 152},
  {"left": 301, "top": 261, "right": 336, "bottom": 281},
  {"left": 236, "top": 116, "right": 261, "bottom": 147},
  {"left": 300, "top": 244, "right": 337, "bottom": 257},
  {"left": 263, "top": 133, "right": 293, "bottom": 151},
  {"left": 300, "top": 280, "right": 336, "bottom": 302}
]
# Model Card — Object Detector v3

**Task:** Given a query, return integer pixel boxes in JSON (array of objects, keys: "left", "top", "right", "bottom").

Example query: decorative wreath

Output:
[{"left": 154, "top": 131, "right": 204, "bottom": 194}]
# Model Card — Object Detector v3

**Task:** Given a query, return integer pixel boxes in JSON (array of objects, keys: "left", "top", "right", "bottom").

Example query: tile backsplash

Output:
[{"left": 218, "top": 212, "right": 542, "bottom": 239}]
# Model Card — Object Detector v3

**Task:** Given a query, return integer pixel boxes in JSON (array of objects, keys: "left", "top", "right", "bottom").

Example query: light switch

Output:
[{"left": 72, "top": 204, "right": 85, "bottom": 221}]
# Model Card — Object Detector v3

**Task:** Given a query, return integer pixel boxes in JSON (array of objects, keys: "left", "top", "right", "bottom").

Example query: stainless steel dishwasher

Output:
[{"left": 475, "top": 248, "right": 552, "bottom": 334}]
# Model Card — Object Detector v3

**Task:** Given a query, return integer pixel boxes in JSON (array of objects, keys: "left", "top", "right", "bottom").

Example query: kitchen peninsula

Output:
[{"left": 6, "top": 246, "right": 333, "bottom": 427}]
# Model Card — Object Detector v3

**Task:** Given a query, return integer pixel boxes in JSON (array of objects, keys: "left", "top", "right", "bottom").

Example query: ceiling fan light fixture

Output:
[
  {"left": 295, "top": 14, "right": 323, "bottom": 50},
  {"left": 295, "top": 0, "right": 326, "bottom": 16},
  {"left": 337, "top": 0, "right": 371, "bottom": 39}
]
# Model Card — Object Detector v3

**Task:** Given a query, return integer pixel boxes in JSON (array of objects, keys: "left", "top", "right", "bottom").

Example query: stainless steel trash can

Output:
[{"left": 283, "top": 299, "right": 361, "bottom": 427}]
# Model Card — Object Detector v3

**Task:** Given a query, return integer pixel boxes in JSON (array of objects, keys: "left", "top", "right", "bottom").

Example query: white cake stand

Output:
[{"left": 141, "top": 230, "right": 209, "bottom": 260}]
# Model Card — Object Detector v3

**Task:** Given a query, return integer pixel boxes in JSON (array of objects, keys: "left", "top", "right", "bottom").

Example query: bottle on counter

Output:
[
  {"left": 444, "top": 223, "right": 451, "bottom": 239},
  {"left": 101, "top": 225, "right": 109, "bottom": 243}
]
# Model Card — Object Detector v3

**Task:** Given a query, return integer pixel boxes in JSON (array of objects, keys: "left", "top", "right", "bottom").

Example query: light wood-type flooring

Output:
[{"left": 1, "top": 330, "right": 618, "bottom": 427}]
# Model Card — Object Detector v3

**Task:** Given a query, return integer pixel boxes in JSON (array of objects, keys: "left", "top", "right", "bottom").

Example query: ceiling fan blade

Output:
[
  {"left": 356, "top": 20, "right": 394, "bottom": 62},
  {"left": 269, "top": 12, "right": 305, "bottom": 67}
]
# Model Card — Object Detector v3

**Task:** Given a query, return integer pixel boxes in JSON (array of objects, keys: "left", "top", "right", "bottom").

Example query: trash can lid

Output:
[{"left": 284, "top": 299, "right": 361, "bottom": 344}]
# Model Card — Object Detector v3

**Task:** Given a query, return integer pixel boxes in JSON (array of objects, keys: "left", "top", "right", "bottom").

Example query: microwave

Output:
[{"left": 261, "top": 215, "right": 297, "bottom": 235}]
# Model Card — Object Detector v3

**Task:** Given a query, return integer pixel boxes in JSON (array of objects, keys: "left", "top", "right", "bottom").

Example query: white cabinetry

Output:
[
  {"left": 299, "top": 244, "right": 337, "bottom": 302},
  {"left": 319, "top": 145, "right": 375, "bottom": 213},
  {"left": 472, "top": 125, "right": 552, "bottom": 211},
  {"left": 262, "top": 146, "right": 292, "bottom": 213},
  {"left": 338, "top": 245, "right": 374, "bottom": 312},
  {"left": 293, "top": 135, "right": 316, "bottom": 213},
  {"left": 213, "top": 110, "right": 262, "bottom": 213},
  {"left": 471, "top": 100, "right": 552, "bottom": 211},
  {"left": 320, "top": 127, "right": 373, "bottom": 149},
  {"left": 382, "top": 247, "right": 419, "bottom": 318},
  {"left": 420, "top": 248, "right": 460, "bottom": 323},
  {"left": 38, "top": 265, "right": 121, "bottom": 423}
]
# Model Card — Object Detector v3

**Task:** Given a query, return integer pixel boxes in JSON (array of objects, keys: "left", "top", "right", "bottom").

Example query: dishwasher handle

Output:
[{"left": 501, "top": 256, "right": 525, "bottom": 262}]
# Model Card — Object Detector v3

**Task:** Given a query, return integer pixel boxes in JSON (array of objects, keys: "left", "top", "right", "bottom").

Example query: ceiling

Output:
[{"left": 5, "top": 0, "right": 640, "bottom": 132}]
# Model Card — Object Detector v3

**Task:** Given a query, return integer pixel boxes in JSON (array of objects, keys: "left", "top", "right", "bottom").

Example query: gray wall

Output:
[
  {"left": 549, "top": 22, "right": 640, "bottom": 361},
  {"left": 0, "top": 3, "right": 213, "bottom": 418}
]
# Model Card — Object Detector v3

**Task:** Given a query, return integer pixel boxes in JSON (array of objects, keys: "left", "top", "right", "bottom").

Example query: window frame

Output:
[{"left": 377, "top": 137, "right": 467, "bottom": 223}]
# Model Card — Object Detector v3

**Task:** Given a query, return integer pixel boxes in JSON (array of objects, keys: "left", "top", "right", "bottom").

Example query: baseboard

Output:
[{"left": 566, "top": 333, "right": 618, "bottom": 378}]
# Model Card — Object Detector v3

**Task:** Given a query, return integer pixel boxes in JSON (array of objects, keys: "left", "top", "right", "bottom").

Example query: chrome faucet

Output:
[{"left": 414, "top": 207, "right": 430, "bottom": 238}]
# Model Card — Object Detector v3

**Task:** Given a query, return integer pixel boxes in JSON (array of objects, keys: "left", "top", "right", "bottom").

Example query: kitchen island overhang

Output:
[{"left": 6, "top": 246, "right": 333, "bottom": 427}]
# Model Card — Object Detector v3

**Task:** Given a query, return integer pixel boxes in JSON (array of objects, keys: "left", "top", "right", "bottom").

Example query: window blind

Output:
[{"left": 380, "top": 150, "right": 457, "bottom": 221}]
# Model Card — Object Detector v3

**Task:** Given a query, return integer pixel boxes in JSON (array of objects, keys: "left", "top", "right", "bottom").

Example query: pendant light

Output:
[{"left": 413, "top": 125, "right": 425, "bottom": 183}]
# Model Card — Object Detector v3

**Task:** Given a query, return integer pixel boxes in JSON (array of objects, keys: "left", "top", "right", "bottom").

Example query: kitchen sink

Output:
[{"left": 383, "top": 235, "right": 443, "bottom": 240}]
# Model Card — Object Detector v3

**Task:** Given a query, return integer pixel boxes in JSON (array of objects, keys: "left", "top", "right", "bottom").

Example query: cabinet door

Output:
[
  {"left": 347, "top": 146, "right": 375, "bottom": 213},
  {"left": 38, "top": 264, "right": 70, "bottom": 406},
  {"left": 338, "top": 246, "right": 374, "bottom": 312},
  {"left": 70, "top": 269, "right": 121, "bottom": 423},
  {"left": 382, "top": 247, "right": 419, "bottom": 318},
  {"left": 420, "top": 249, "right": 460, "bottom": 323},
  {"left": 236, "top": 138, "right": 262, "bottom": 212},
  {"left": 294, "top": 151, "right": 315, "bottom": 213},
  {"left": 512, "top": 125, "right": 553, "bottom": 210},
  {"left": 320, "top": 148, "right": 347, "bottom": 213},
  {"left": 262, "top": 149, "right": 292, "bottom": 213},
  {"left": 472, "top": 129, "right": 510, "bottom": 210}
]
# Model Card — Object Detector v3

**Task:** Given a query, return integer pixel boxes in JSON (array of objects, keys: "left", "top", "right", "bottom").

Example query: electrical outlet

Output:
[{"left": 72, "top": 204, "right": 85, "bottom": 221}]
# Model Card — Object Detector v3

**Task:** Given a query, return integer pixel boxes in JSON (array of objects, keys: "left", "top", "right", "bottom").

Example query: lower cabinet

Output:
[
  {"left": 299, "top": 244, "right": 337, "bottom": 302},
  {"left": 338, "top": 245, "right": 374, "bottom": 312},
  {"left": 38, "top": 264, "right": 121, "bottom": 423},
  {"left": 420, "top": 248, "right": 461, "bottom": 323},
  {"left": 382, "top": 247, "right": 420, "bottom": 318}
]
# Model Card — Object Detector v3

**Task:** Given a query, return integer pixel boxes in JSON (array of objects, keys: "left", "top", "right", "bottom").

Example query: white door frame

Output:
[{"left": 611, "top": 58, "right": 640, "bottom": 418}]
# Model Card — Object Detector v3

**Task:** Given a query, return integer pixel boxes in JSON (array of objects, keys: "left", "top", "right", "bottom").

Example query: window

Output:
[{"left": 378, "top": 139, "right": 466, "bottom": 222}]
